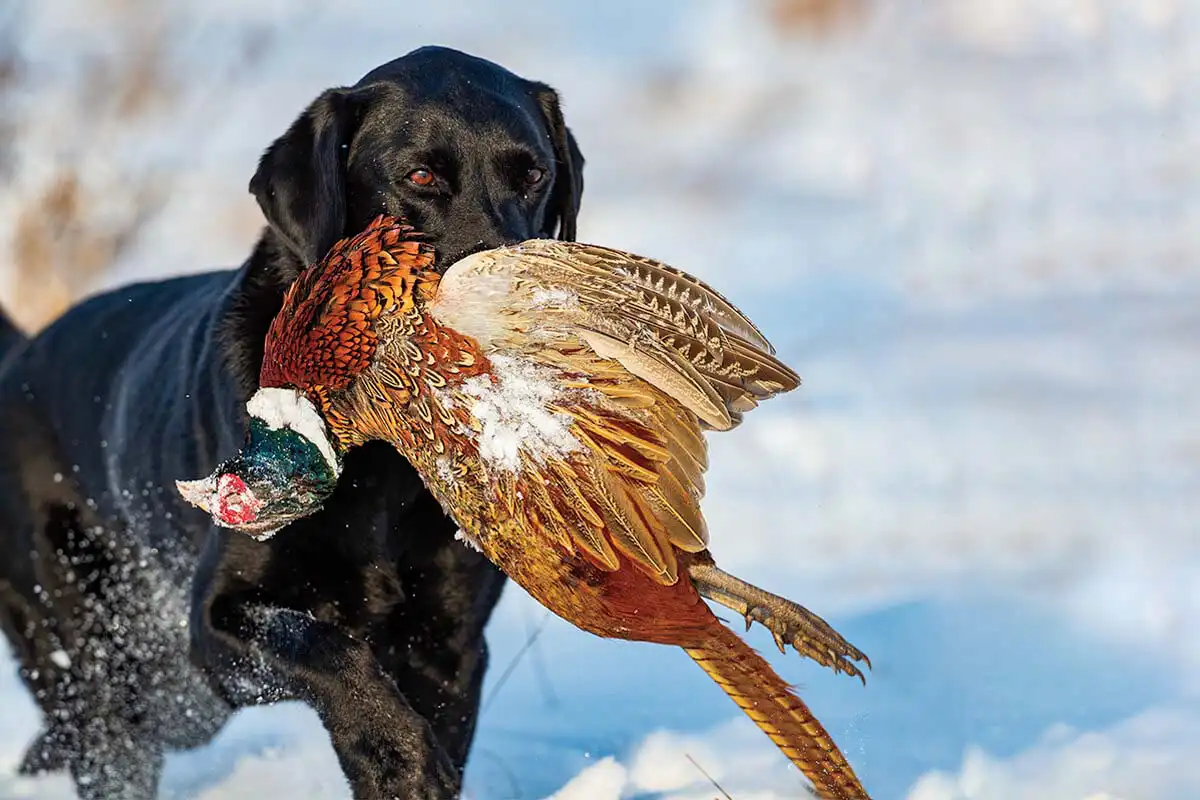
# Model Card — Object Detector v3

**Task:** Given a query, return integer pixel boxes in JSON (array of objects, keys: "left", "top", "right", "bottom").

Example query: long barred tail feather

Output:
[{"left": 684, "top": 622, "right": 871, "bottom": 799}]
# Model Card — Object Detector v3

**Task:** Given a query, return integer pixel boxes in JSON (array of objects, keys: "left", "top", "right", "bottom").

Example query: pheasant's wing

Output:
[
  {"left": 431, "top": 240, "right": 801, "bottom": 431},
  {"left": 261, "top": 214, "right": 435, "bottom": 391},
  {"left": 494, "top": 350, "right": 710, "bottom": 585},
  {"left": 433, "top": 241, "right": 799, "bottom": 582}
]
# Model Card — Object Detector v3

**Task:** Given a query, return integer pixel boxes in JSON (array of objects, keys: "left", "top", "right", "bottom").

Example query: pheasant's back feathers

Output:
[{"left": 260, "top": 215, "right": 435, "bottom": 392}]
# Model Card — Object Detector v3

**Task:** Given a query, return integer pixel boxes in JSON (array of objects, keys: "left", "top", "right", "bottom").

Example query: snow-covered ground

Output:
[{"left": 2, "top": 0, "right": 1197, "bottom": 798}]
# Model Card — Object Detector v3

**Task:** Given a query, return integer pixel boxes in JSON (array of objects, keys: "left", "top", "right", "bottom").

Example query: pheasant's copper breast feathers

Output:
[{"left": 260, "top": 215, "right": 436, "bottom": 392}]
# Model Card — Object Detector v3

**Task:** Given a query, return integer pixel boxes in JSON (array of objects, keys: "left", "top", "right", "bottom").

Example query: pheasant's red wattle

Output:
[{"left": 215, "top": 473, "right": 263, "bottom": 525}]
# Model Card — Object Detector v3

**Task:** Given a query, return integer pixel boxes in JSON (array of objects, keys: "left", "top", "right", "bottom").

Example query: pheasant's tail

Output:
[{"left": 684, "top": 623, "right": 871, "bottom": 800}]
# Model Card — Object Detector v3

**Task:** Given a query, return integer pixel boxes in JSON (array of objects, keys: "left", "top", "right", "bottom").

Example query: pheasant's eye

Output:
[
  {"left": 407, "top": 168, "right": 436, "bottom": 187},
  {"left": 524, "top": 167, "right": 545, "bottom": 187}
]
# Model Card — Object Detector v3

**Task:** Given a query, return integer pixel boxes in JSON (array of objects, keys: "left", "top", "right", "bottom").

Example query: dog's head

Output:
[{"left": 249, "top": 46, "right": 585, "bottom": 280}]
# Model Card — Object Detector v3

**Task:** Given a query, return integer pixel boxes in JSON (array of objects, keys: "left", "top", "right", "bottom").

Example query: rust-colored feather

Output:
[
  {"left": 686, "top": 624, "right": 869, "bottom": 800},
  {"left": 259, "top": 217, "right": 435, "bottom": 392}
]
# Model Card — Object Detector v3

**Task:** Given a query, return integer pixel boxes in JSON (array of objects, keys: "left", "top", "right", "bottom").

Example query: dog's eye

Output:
[
  {"left": 524, "top": 167, "right": 545, "bottom": 187},
  {"left": 407, "top": 169, "right": 436, "bottom": 187}
]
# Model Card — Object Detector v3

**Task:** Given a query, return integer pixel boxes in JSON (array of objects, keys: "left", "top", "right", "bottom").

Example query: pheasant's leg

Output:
[{"left": 689, "top": 562, "right": 870, "bottom": 684}]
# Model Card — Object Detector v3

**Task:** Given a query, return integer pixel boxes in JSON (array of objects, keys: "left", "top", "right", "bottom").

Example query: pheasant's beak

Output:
[{"left": 175, "top": 476, "right": 215, "bottom": 514}]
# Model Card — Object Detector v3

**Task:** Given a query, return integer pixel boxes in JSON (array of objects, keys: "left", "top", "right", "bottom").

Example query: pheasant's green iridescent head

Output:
[{"left": 176, "top": 388, "right": 343, "bottom": 540}]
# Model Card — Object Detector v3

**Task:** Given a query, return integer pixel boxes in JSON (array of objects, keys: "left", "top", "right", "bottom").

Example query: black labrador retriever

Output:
[{"left": 0, "top": 46, "right": 584, "bottom": 799}]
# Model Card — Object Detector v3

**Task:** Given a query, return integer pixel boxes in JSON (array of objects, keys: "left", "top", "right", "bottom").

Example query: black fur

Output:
[{"left": 0, "top": 46, "right": 584, "bottom": 799}]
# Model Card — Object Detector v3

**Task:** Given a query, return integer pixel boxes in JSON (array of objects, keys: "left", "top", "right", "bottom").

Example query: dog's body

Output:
[{"left": 0, "top": 47, "right": 583, "bottom": 799}]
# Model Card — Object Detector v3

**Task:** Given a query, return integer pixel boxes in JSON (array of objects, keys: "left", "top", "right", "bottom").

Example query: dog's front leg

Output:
[{"left": 189, "top": 540, "right": 460, "bottom": 800}]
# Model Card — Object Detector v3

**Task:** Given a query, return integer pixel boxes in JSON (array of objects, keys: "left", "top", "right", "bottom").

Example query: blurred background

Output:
[{"left": 0, "top": 0, "right": 1196, "bottom": 798}]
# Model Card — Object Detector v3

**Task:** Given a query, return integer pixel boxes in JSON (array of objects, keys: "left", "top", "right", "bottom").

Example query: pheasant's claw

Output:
[
  {"left": 689, "top": 561, "right": 871, "bottom": 685},
  {"left": 744, "top": 602, "right": 870, "bottom": 686}
]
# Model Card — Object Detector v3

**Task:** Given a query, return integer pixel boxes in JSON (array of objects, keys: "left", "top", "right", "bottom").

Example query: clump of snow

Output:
[
  {"left": 542, "top": 757, "right": 628, "bottom": 800},
  {"left": 907, "top": 706, "right": 1200, "bottom": 800},
  {"left": 435, "top": 455, "right": 456, "bottom": 485},
  {"left": 528, "top": 286, "right": 580, "bottom": 310},
  {"left": 246, "top": 388, "right": 339, "bottom": 474},
  {"left": 454, "top": 528, "right": 484, "bottom": 553},
  {"left": 533, "top": 717, "right": 827, "bottom": 799},
  {"left": 460, "top": 354, "right": 582, "bottom": 473}
]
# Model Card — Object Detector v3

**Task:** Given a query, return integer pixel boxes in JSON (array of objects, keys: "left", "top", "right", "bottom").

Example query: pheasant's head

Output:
[
  {"left": 176, "top": 388, "right": 342, "bottom": 540},
  {"left": 179, "top": 215, "right": 435, "bottom": 538}
]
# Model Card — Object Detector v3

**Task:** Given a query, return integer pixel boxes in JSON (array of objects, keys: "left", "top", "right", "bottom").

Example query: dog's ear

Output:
[
  {"left": 249, "top": 86, "right": 375, "bottom": 269},
  {"left": 533, "top": 85, "right": 585, "bottom": 242}
]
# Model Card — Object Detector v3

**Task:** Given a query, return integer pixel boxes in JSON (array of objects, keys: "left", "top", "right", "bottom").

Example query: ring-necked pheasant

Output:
[{"left": 178, "top": 215, "right": 872, "bottom": 799}]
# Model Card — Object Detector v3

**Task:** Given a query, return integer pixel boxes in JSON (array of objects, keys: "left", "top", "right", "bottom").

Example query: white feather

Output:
[{"left": 246, "top": 387, "right": 340, "bottom": 474}]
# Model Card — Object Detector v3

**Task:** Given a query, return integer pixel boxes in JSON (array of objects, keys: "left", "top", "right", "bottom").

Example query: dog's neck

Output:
[{"left": 217, "top": 227, "right": 309, "bottom": 402}]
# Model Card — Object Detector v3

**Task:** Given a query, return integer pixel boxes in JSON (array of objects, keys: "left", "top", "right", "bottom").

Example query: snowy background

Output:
[{"left": 1, "top": 0, "right": 1198, "bottom": 798}]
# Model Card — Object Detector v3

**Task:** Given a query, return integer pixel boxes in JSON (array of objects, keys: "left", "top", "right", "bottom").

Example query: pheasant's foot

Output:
[
  {"left": 743, "top": 599, "right": 870, "bottom": 684},
  {"left": 689, "top": 562, "right": 870, "bottom": 684}
]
